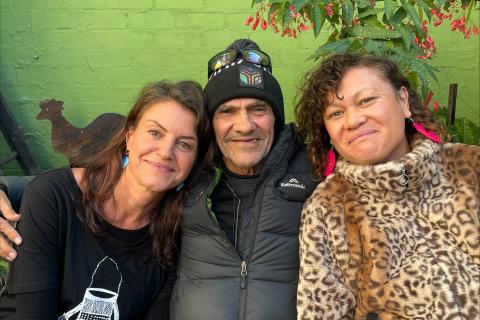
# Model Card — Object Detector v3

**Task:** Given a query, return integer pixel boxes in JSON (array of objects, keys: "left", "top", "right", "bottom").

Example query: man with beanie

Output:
[
  {"left": 0, "top": 39, "right": 317, "bottom": 319},
  {"left": 170, "top": 39, "right": 317, "bottom": 320}
]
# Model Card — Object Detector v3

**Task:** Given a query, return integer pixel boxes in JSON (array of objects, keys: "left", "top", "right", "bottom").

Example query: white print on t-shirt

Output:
[{"left": 59, "top": 256, "right": 123, "bottom": 320}]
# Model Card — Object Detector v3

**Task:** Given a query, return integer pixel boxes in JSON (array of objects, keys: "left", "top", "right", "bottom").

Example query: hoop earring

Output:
[
  {"left": 324, "top": 145, "right": 336, "bottom": 177},
  {"left": 409, "top": 118, "right": 441, "bottom": 143}
]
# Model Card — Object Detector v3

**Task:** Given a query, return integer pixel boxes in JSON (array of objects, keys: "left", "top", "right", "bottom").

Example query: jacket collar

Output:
[{"left": 336, "top": 139, "right": 440, "bottom": 194}]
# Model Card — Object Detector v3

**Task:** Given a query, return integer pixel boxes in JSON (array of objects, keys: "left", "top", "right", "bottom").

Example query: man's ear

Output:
[{"left": 399, "top": 87, "right": 411, "bottom": 118}]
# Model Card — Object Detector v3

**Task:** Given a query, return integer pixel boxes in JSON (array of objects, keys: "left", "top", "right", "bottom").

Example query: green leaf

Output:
[
  {"left": 409, "top": 58, "right": 438, "bottom": 91},
  {"left": 292, "top": 0, "right": 309, "bottom": 10},
  {"left": 390, "top": 7, "right": 407, "bottom": 25},
  {"left": 268, "top": 3, "right": 282, "bottom": 24},
  {"left": 434, "top": 0, "right": 448, "bottom": 8},
  {"left": 421, "top": 60, "right": 438, "bottom": 82},
  {"left": 465, "top": 0, "right": 476, "bottom": 21},
  {"left": 408, "top": 56, "right": 438, "bottom": 83},
  {"left": 400, "top": 0, "right": 423, "bottom": 30},
  {"left": 363, "top": 39, "right": 386, "bottom": 55},
  {"left": 363, "top": 14, "right": 385, "bottom": 27},
  {"left": 453, "top": 118, "right": 480, "bottom": 145},
  {"left": 394, "top": 24, "right": 412, "bottom": 49},
  {"left": 352, "top": 24, "right": 401, "bottom": 39},
  {"left": 281, "top": 2, "right": 293, "bottom": 25},
  {"left": 348, "top": 39, "right": 364, "bottom": 52},
  {"left": 358, "top": 8, "right": 383, "bottom": 19},
  {"left": 251, "top": 0, "right": 267, "bottom": 7},
  {"left": 342, "top": 0, "right": 354, "bottom": 25},
  {"left": 308, "top": 38, "right": 353, "bottom": 60},
  {"left": 416, "top": 0, "right": 433, "bottom": 21},
  {"left": 311, "top": 4, "right": 325, "bottom": 37},
  {"left": 384, "top": 0, "right": 398, "bottom": 20},
  {"left": 357, "top": 0, "right": 373, "bottom": 8}
]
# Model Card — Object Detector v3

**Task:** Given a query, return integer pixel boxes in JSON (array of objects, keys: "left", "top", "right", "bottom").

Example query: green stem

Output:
[{"left": 465, "top": 0, "right": 474, "bottom": 22}]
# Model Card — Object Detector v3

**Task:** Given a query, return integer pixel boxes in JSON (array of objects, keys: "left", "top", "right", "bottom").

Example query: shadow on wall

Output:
[{"left": 37, "top": 99, "right": 125, "bottom": 167}]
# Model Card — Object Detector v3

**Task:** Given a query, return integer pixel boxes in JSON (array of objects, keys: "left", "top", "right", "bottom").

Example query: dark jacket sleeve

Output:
[{"left": 144, "top": 267, "right": 177, "bottom": 319}]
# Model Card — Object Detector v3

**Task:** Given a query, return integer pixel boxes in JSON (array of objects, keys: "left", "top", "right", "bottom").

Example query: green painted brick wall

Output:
[{"left": 1, "top": 0, "right": 478, "bottom": 174}]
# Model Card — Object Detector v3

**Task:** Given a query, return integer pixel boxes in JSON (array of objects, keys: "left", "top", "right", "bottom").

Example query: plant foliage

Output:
[{"left": 246, "top": 0, "right": 479, "bottom": 144}]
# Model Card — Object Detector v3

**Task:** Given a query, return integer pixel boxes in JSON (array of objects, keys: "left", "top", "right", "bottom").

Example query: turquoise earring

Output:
[{"left": 122, "top": 150, "right": 129, "bottom": 168}]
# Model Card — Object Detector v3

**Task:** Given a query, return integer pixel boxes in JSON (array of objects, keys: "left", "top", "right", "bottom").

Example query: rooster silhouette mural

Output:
[{"left": 37, "top": 99, "right": 125, "bottom": 167}]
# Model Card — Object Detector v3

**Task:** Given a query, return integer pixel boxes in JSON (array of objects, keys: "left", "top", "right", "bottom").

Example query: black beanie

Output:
[{"left": 204, "top": 60, "right": 285, "bottom": 135}]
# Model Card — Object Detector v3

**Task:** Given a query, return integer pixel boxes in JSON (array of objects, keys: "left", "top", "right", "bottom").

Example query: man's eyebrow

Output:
[
  {"left": 217, "top": 103, "right": 238, "bottom": 110},
  {"left": 246, "top": 101, "right": 269, "bottom": 108}
]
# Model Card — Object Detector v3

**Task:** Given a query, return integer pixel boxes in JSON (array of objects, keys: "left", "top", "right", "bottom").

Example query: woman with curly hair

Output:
[{"left": 295, "top": 53, "right": 479, "bottom": 319}]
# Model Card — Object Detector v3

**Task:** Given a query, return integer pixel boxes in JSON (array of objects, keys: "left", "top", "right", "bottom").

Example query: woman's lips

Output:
[
  {"left": 348, "top": 130, "right": 377, "bottom": 144},
  {"left": 145, "top": 160, "right": 174, "bottom": 172}
]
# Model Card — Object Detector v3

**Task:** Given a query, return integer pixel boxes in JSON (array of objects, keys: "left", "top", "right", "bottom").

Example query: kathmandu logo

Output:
[
  {"left": 280, "top": 177, "right": 306, "bottom": 190},
  {"left": 238, "top": 65, "right": 264, "bottom": 89}
]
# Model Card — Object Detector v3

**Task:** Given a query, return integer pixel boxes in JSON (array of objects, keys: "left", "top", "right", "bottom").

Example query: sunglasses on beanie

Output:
[{"left": 207, "top": 49, "right": 272, "bottom": 78}]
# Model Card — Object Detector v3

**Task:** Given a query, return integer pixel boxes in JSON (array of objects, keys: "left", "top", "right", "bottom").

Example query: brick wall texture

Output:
[{"left": 0, "top": 0, "right": 478, "bottom": 173}]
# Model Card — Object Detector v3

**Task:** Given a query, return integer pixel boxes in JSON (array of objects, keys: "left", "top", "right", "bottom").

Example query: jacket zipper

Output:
[
  {"left": 239, "top": 181, "right": 268, "bottom": 320},
  {"left": 202, "top": 169, "right": 269, "bottom": 319},
  {"left": 240, "top": 260, "right": 248, "bottom": 289}
]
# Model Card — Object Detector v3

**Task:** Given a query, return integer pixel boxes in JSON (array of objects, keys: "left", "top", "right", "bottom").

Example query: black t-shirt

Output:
[{"left": 0, "top": 168, "right": 174, "bottom": 319}]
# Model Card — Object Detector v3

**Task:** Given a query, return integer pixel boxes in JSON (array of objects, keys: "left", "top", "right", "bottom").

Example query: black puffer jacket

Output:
[{"left": 170, "top": 124, "right": 317, "bottom": 320}]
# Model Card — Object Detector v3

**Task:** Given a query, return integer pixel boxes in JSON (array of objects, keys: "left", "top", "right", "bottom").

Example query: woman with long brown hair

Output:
[{"left": 0, "top": 80, "right": 212, "bottom": 319}]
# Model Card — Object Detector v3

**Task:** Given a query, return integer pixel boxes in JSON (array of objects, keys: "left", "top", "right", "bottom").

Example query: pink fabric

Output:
[
  {"left": 324, "top": 148, "right": 336, "bottom": 177},
  {"left": 412, "top": 120, "right": 442, "bottom": 144}
]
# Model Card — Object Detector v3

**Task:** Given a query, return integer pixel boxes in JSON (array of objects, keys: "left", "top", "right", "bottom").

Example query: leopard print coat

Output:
[{"left": 297, "top": 139, "right": 480, "bottom": 320}]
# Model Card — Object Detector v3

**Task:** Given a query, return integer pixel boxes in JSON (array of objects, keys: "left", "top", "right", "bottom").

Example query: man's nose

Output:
[{"left": 233, "top": 111, "right": 255, "bottom": 133}]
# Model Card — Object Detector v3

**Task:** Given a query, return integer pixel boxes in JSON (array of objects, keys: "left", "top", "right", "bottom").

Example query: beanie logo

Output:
[{"left": 238, "top": 65, "right": 264, "bottom": 89}]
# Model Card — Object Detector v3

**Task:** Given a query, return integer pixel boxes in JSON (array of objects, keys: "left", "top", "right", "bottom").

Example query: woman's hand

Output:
[{"left": 0, "top": 189, "right": 22, "bottom": 261}]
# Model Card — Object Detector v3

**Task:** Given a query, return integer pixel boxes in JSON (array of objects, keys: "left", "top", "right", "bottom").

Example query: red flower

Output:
[
  {"left": 245, "top": 16, "right": 254, "bottom": 26},
  {"left": 298, "top": 23, "right": 309, "bottom": 31},
  {"left": 433, "top": 101, "right": 439, "bottom": 112},
  {"left": 325, "top": 3, "right": 334, "bottom": 17},
  {"left": 424, "top": 91, "right": 433, "bottom": 107},
  {"left": 261, "top": 19, "right": 267, "bottom": 30},
  {"left": 416, "top": 51, "right": 433, "bottom": 60},
  {"left": 472, "top": 26, "right": 479, "bottom": 36},
  {"left": 425, "top": 36, "right": 436, "bottom": 49},
  {"left": 352, "top": 18, "right": 360, "bottom": 25},
  {"left": 325, "top": 7, "right": 334, "bottom": 17},
  {"left": 252, "top": 17, "right": 260, "bottom": 30},
  {"left": 464, "top": 29, "right": 471, "bottom": 39}
]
